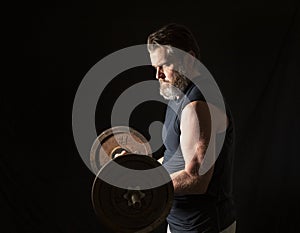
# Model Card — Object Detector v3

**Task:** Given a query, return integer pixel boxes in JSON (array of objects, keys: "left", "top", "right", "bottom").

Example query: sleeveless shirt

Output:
[{"left": 162, "top": 76, "right": 236, "bottom": 232}]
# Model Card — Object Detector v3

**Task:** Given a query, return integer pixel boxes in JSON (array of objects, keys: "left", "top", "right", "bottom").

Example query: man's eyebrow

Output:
[{"left": 152, "top": 61, "right": 167, "bottom": 68}]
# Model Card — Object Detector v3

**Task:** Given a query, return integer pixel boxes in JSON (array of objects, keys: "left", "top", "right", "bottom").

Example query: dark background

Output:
[{"left": 1, "top": 0, "right": 300, "bottom": 232}]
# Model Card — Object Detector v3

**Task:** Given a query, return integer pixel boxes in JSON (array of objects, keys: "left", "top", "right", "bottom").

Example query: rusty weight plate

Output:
[
  {"left": 90, "top": 126, "right": 152, "bottom": 174},
  {"left": 91, "top": 154, "right": 174, "bottom": 233}
]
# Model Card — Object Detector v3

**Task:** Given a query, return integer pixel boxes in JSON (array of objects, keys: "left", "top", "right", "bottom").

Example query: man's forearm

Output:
[{"left": 170, "top": 169, "right": 210, "bottom": 195}]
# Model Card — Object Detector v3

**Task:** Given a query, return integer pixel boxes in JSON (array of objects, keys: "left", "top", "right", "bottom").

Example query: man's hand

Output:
[{"left": 114, "top": 150, "right": 127, "bottom": 158}]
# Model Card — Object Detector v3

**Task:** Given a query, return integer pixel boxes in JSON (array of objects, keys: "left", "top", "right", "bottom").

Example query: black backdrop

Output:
[{"left": 1, "top": 1, "right": 300, "bottom": 233}]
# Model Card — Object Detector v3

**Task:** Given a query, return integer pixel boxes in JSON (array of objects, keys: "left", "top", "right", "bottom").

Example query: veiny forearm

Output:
[{"left": 170, "top": 169, "right": 210, "bottom": 195}]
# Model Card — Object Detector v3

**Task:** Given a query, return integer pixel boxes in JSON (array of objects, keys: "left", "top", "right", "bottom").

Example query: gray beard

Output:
[{"left": 159, "top": 72, "right": 190, "bottom": 100}]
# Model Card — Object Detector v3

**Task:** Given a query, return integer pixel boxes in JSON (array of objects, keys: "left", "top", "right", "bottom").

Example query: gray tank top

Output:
[{"left": 162, "top": 76, "right": 236, "bottom": 232}]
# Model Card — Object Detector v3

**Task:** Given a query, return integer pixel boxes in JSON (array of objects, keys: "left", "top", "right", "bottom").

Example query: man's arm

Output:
[{"left": 170, "top": 100, "right": 227, "bottom": 195}]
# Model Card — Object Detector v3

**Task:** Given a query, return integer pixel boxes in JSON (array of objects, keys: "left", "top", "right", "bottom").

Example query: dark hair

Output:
[{"left": 147, "top": 23, "right": 201, "bottom": 59}]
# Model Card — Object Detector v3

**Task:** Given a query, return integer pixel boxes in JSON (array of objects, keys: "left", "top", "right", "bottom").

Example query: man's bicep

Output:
[
  {"left": 179, "top": 101, "right": 215, "bottom": 193},
  {"left": 180, "top": 101, "right": 212, "bottom": 167}
]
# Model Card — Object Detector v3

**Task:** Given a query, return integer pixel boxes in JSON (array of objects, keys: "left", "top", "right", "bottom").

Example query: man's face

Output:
[{"left": 150, "top": 46, "right": 190, "bottom": 100}]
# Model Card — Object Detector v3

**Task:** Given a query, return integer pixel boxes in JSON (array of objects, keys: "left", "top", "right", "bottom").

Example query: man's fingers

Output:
[{"left": 114, "top": 150, "right": 127, "bottom": 158}]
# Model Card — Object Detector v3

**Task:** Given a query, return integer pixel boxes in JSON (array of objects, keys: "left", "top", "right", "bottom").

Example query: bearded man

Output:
[{"left": 147, "top": 23, "right": 237, "bottom": 233}]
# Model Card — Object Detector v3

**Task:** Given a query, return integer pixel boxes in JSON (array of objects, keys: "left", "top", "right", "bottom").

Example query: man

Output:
[{"left": 147, "top": 23, "right": 236, "bottom": 233}]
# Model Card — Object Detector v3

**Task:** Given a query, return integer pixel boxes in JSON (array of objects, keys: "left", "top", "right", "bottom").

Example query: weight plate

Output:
[
  {"left": 90, "top": 126, "right": 152, "bottom": 174},
  {"left": 91, "top": 154, "right": 173, "bottom": 233}
]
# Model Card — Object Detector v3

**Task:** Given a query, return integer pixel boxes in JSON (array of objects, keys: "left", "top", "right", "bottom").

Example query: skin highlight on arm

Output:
[{"left": 170, "top": 100, "right": 227, "bottom": 195}]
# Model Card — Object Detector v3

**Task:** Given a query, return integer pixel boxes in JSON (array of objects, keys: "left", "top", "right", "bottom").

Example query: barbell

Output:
[{"left": 90, "top": 126, "right": 174, "bottom": 233}]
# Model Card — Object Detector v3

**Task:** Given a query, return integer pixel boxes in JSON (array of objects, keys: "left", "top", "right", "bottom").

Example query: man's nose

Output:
[{"left": 156, "top": 67, "right": 165, "bottom": 80}]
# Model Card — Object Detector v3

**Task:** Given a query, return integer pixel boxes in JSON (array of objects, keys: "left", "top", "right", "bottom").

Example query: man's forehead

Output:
[{"left": 149, "top": 47, "right": 168, "bottom": 66}]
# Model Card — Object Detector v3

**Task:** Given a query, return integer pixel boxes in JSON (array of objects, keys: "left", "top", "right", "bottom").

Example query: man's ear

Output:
[
  {"left": 183, "top": 50, "right": 196, "bottom": 69},
  {"left": 188, "top": 50, "right": 196, "bottom": 57}
]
